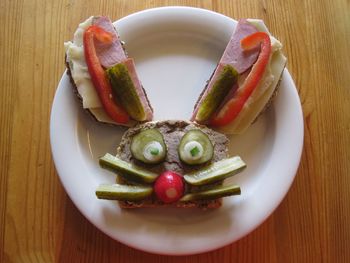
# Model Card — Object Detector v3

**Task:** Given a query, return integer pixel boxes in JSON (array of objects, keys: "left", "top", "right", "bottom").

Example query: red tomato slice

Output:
[
  {"left": 83, "top": 26, "right": 129, "bottom": 124},
  {"left": 210, "top": 32, "right": 271, "bottom": 127}
]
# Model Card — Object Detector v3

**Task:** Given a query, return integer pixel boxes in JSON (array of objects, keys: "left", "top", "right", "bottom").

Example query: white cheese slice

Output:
[
  {"left": 64, "top": 16, "right": 102, "bottom": 109},
  {"left": 88, "top": 108, "right": 115, "bottom": 124},
  {"left": 89, "top": 108, "right": 135, "bottom": 127}
]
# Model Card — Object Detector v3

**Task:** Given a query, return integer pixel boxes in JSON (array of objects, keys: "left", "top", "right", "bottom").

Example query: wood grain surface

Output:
[{"left": 1, "top": 0, "right": 349, "bottom": 262}]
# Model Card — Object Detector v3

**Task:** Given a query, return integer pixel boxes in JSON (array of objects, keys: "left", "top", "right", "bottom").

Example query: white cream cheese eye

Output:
[
  {"left": 143, "top": 141, "right": 164, "bottom": 162},
  {"left": 183, "top": 141, "right": 203, "bottom": 161}
]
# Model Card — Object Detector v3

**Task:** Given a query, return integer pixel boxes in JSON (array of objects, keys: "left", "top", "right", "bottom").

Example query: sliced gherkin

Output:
[
  {"left": 184, "top": 156, "right": 246, "bottom": 186},
  {"left": 131, "top": 128, "right": 167, "bottom": 164},
  {"left": 96, "top": 184, "right": 153, "bottom": 201},
  {"left": 195, "top": 65, "right": 238, "bottom": 122},
  {"left": 178, "top": 130, "right": 213, "bottom": 165},
  {"left": 99, "top": 153, "right": 158, "bottom": 183},
  {"left": 106, "top": 63, "right": 145, "bottom": 121},
  {"left": 180, "top": 184, "right": 241, "bottom": 201}
]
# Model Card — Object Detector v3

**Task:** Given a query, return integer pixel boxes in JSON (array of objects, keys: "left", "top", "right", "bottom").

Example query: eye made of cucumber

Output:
[
  {"left": 178, "top": 130, "right": 214, "bottom": 165},
  {"left": 130, "top": 128, "right": 167, "bottom": 164}
]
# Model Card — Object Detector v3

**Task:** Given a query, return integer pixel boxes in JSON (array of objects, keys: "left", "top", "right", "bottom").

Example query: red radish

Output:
[{"left": 154, "top": 171, "right": 184, "bottom": 203}]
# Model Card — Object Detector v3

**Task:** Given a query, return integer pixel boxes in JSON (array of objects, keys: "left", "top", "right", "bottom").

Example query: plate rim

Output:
[{"left": 51, "top": 6, "right": 304, "bottom": 255}]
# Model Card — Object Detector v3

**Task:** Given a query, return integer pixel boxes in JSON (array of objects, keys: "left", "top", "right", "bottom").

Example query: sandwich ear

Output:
[
  {"left": 65, "top": 16, "right": 154, "bottom": 127},
  {"left": 192, "top": 19, "right": 286, "bottom": 134},
  {"left": 209, "top": 32, "right": 271, "bottom": 127},
  {"left": 191, "top": 19, "right": 259, "bottom": 127}
]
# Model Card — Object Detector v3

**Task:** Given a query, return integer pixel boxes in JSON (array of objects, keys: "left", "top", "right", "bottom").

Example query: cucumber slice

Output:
[
  {"left": 180, "top": 184, "right": 241, "bottom": 201},
  {"left": 106, "top": 63, "right": 145, "bottom": 121},
  {"left": 131, "top": 128, "right": 167, "bottom": 164},
  {"left": 195, "top": 64, "right": 238, "bottom": 122},
  {"left": 178, "top": 130, "right": 213, "bottom": 165},
  {"left": 99, "top": 153, "right": 158, "bottom": 183},
  {"left": 184, "top": 156, "right": 246, "bottom": 185},
  {"left": 96, "top": 184, "right": 153, "bottom": 201}
]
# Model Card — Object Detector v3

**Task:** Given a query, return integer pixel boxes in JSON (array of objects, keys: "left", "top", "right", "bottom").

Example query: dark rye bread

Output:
[{"left": 115, "top": 120, "right": 229, "bottom": 209}]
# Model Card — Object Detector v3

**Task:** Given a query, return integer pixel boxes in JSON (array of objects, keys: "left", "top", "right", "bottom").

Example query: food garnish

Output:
[
  {"left": 96, "top": 184, "right": 153, "bottom": 201},
  {"left": 178, "top": 130, "right": 214, "bottom": 165},
  {"left": 106, "top": 59, "right": 147, "bottom": 121},
  {"left": 195, "top": 64, "right": 238, "bottom": 123},
  {"left": 154, "top": 171, "right": 184, "bottom": 203},
  {"left": 184, "top": 156, "right": 246, "bottom": 186},
  {"left": 99, "top": 153, "right": 159, "bottom": 183},
  {"left": 130, "top": 128, "right": 167, "bottom": 164},
  {"left": 180, "top": 184, "right": 241, "bottom": 201}
]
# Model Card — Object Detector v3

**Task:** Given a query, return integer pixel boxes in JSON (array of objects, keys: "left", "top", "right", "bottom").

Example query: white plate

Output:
[{"left": 50, "top": 7, "right": 303, "bottom": 255}]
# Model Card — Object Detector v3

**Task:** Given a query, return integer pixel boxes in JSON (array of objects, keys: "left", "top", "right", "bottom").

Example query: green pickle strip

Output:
[
  {"left": 196, "top": 64, "right": 238, "bottom": 122},
  {"left": 106, "top": 63, "right": 145, "bottom": 121},
  {"left": 99, "top": 153, "right": 159, "bottom": 183},
  {"left": 180, "top": 184, "right": 241, "bottom": 201},
  {"left": 184, "top": 156, "right": 246, "bottom": 185},
  {"left": 96, "top": 184, "right": 153, "bottom": 201}
]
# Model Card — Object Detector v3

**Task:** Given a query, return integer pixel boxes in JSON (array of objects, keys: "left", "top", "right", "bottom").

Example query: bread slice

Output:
[
  {"left": 192, "top": 19, "right": 287, "bottom": 134},
  {"left": 64, "top": 16, "right": 153, "bottom": 126},
  {"left": 115, "top": 120, "right": 229, "bottom": 209}
]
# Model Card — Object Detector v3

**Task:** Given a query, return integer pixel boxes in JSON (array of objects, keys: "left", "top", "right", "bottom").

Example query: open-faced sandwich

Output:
[
  {"left": 64, "top": 16, "right": 153, "bottom": 126},
  {"left": 64, "top": 16, "right": 287, "bottom": 209},
  {"left": 95, "top": 120, "right": 246, "bottom": 209},
  {"left": 192, "top": 19, "right": 287, "bottom": 134}
]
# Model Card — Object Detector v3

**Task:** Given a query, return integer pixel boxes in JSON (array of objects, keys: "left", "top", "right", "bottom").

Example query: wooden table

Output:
[{"left": 1, "top": 0, "right": 349, "bottom": 262}]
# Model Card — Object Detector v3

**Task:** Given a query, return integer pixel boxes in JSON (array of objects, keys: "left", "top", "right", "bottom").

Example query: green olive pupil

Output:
[
  {"left": 190, "top": 146, "right": 200, "bottom": 157},
  {"left": 150, "top": 148, "right": 159, "bottom": 156}
]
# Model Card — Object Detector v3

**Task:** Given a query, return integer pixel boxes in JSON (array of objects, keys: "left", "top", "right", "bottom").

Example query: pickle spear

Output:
[
  {"left": 96, "top": 184, "right": 153, "bottom": 201},
  {"left": 106, "top": 61, "right": 145, "bottom": 121},
  {"left": 195, "top": 64, "right": 238, "bottom": 123},
  {"left": 180, "top": 184, "right": 241, "bottom": 201},
  {"left": 99, "top": 153, "right": 158, "bottom": 183},
  {"left": 184, "top": 156, "right": 246, "bottom": 186}
]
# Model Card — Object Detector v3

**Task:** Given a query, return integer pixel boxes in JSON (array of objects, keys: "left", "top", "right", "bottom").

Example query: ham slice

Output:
[
  {"left": 192, "top": 20, "right": 258, "bottom": 122},
  {"left": 221, "top": 19, "right": 259, "bottom": 74},
  {"left": 92, "top": 16, "right": 153, "bottom": 121},
  {"left": 92, "top": 16, "right": 127, "bottom": 68}
]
